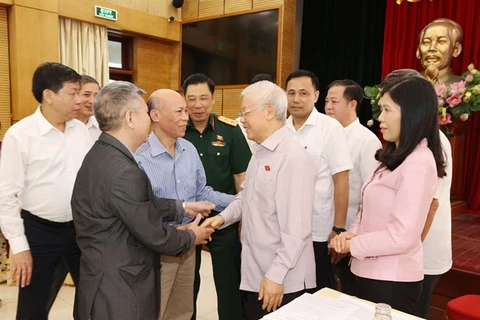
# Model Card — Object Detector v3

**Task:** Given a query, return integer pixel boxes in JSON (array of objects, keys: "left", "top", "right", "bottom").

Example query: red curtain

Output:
[{"left": 382, "top": 0, "right": 480, "bottom": 213}]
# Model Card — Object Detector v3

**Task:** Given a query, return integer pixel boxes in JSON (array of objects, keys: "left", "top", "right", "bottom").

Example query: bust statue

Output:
[{"left": 416, "top": 18, "right": 463, "bottom": 85}]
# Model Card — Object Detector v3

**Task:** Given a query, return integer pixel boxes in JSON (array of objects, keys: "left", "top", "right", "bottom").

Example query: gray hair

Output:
[
  {"left": 146, "top": 95, "right": 161, "bottom": 113},
  {"left": 241, "top": 80, "right": 287, "bottom": 125},
  {"left": 94, "top": 81, "right": 146, "bottom": 131}
]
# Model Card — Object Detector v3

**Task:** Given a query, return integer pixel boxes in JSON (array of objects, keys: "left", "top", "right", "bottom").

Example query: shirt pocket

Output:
[
  {"left": 254, "top": 165, "right": 276, "bottom": 212},
  {"left": 207, "top": 143, "right": 230, "bottom": 173}
]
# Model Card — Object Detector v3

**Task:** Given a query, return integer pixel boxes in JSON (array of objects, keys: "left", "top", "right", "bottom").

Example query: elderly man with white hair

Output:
[{"left": 202, "top": 81, "right": 317, "bottom": 320}]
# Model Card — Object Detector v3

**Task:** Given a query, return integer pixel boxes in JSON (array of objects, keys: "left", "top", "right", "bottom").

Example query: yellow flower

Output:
[{"left": 468, "top": 63, "right": 475, "bottom": 72}]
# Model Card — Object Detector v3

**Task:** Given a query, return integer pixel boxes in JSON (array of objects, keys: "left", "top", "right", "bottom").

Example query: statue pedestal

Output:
[{"left": 443, "top": 119, "right": 468, "bottom": 214}]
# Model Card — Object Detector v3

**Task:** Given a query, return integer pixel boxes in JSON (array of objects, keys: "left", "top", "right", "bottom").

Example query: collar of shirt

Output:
[
  {"left": 344, "top": 118, "right": 360, "bottom": 136},
  {"left": 187, "top": 113, "right": 215, "bottom": 133},
  {"left": 86, "top": 115, "right": 99, "bottom": 130},
  {"left": 99, "top": 132, "right": 139, "bottom": 163},
  {"left": 417, "top": 138, "right": 428, "bottom": 149},
  {"left": 286, "top": 107, "right": 319, "bottom": 131},
  {"left": 147, "top": 131, "right": 186, "bottom": 159},
  {"left": 258, "top": 126, "right": 291, "bottom": 152},
  {"left": 35, "top": 106, "right": 77, "bottom": 135}
]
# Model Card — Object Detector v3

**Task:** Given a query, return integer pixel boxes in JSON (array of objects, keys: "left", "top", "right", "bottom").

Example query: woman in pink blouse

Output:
[{"left": 330, "top": 69, "right": 446, "bottom": 314}]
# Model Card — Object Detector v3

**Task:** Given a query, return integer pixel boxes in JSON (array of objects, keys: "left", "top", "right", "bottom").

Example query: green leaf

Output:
[
  {"left": 364, "top": 86, "right": 380, "bottom": 99},
  {"left": 450, "top": 104, "right": 469, "bottom": 117},
  {"left": 470, "top": 100, "right": 480, "bottom": 112}
]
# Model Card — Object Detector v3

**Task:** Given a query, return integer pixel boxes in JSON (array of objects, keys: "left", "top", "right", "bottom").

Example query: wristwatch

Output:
[{"left": 332, "top": 226, "right": 347, "bottom": 235}]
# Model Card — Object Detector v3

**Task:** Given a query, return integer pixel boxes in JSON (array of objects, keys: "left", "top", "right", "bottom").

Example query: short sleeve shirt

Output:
[{"left": 184, "top": 113, "right": 252, "bottom": 195}]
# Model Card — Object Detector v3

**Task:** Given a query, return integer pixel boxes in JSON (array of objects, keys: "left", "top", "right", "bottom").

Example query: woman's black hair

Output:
[{"left": 375, "top": 69, "right": 446, "bottom": 178}]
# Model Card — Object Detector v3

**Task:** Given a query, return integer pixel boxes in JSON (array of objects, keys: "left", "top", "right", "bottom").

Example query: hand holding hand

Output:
[
  {"left": 258, "top": 277, "right": 284, "bottom": 312},
  {"left": 189, "top": 214, "right": 215, "bottom": 245},
  {"left": 176, "top": 224, "right": 189, "bottom": 231},
  {"left": 328, "top": 231, "right": 356, "bottom": 255},
  {"left": 201, "top": 215, "right": 225, "bottom": 229},
  {"left": 184, "top": 201, "right": 215, "bottom": 217},
  {"left": 12, "top": 250, "right": 33, "bottom": 287}
]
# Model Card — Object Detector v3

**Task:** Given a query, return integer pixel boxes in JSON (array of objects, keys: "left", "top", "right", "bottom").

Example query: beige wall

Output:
[
  {"left": 9, "top": 4, "right": 60, "bottom": 122},
  {"left": 0, "top": 6, "right": 10, "bottom": 140},
  {"left": 101, "top": 0, "right": 180, "bottom": 20},
  {"left": 4, "top": 0, "right": 181, "bottom": 129},
  {"left": 134, "top": 37, "right": 181, "bottom": 97}
]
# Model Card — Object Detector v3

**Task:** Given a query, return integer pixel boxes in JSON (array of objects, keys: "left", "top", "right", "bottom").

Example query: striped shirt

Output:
[{"left": 136, "top": 132, "right": 234, "bottom": 226}]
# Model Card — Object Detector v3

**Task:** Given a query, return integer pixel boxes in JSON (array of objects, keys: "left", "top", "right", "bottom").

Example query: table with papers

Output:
[{"left": 263, "top": 288, "right": 424, "bottom": 320}]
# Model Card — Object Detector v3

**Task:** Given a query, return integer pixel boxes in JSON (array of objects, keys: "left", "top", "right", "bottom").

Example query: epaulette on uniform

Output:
[{"left": 217, "top": 116, "right": 237, "bottom": 127}]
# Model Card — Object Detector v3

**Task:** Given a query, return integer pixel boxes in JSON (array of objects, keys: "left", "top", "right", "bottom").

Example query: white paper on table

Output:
[{"left": 264, "top": 293, "right": 418, "bottom": 320}]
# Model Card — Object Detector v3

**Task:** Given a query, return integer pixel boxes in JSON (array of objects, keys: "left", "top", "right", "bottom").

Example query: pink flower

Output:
[
  {"left": 438, "top": 113, "right": 452, "bottom": 125},
  {"left": 459, "top": 113, "right": 469, "bottom": 121},
  {"left": 446, "top": 94, "right": 462, "bottom": 108},
  {"left": 465, "top": 74, "right": 474, "bottom": 83},
  {"left": 449, "top": 80, "right": 466, "bottom": 95},
  {"left": 438, "top": 98, "right": 445, "bottom": 106},
  {"left": 435, "top": 83, "right": 446, "bottom": 97}
]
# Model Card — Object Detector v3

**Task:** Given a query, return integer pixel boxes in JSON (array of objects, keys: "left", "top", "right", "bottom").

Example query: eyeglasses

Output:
[{"left": 238, "top": 106, "right": 259, "bottom": 118}]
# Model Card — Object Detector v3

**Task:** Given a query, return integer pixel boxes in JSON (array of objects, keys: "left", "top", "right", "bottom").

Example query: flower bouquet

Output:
[{"left": 364, "top": 64, "right": 480, "bottom": 127}]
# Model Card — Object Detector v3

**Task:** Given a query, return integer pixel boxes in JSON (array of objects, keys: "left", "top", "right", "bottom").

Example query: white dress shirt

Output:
[
  {"left": 220, "top": 127, "right": 317, "bottom": 293},
  {"left": 0, "top": 107, "right": 91, "bottom": 254},
  {"left": 286, "top": 109, "right": 353, "bottom": 242},
  {"left": 344, "top": 118, "right": 382, "bottom": 229},
  {"left": 86, "top": 115, "right": 102, "bottom": 143},
  {"left": 423, "top": 131, "right": 452, "bottom": 275}
]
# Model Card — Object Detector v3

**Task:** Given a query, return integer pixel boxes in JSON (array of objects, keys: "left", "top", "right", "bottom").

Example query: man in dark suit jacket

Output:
[{"left": 71, "top": 81, "right": 215, "bottom": 320}]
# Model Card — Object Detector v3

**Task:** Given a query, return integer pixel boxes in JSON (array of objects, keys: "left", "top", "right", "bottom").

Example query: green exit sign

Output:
[{"left": 95, "top": 6, "right": 118, "bottom": 21}]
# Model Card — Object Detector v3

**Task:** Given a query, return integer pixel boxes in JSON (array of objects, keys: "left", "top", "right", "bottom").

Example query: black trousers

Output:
[
  {"left": 309, "top": 241, "right": 336, "bottom": 293},
  {"left": 415, "top": 274, "right": 441, "bottom": 319},
  {"left": 357, "top": 276, "right": 423, "bottom": 315},
  {"left": 16, "top": 210, "right": 80, "bottom": 320},
  {"left": 192, "top": 222, "right": 243, "bottom": 320},
  {"left": 335, "top": 255, "right": 359, "bottom": 296},
  {"left": 242, "top": 289, "right": 305, "bottom": 320}
]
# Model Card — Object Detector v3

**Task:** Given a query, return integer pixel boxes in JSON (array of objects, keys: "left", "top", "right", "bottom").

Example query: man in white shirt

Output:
[
  {"left": 0, "top": 62, "right": 91, "bottom": 319},
  {"left": 76, "top": 75, "right": 101, "bottom": 143},
  {"left": 285, "top": 70, "right": 353, "bottom": 292},
  {"left": 325, "top": 79, "right": 382, "bottom": 295}
]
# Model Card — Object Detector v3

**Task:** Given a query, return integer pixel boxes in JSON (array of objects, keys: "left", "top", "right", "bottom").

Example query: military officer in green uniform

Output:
[{"left": 183, "top": 73, "right": 251, "bottom": 320}]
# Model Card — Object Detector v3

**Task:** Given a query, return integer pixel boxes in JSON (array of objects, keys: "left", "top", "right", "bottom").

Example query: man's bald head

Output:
[
  {"left": 147, "top": 89, "right": 189, "bottom": 139},
  {"left": 147, "top": 89, "right": 184, "bottom": 113}
]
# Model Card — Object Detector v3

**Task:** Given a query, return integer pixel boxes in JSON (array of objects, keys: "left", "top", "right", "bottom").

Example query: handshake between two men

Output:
[{"left": 179, "top": 201, "right": 223, "bottom": 245}]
